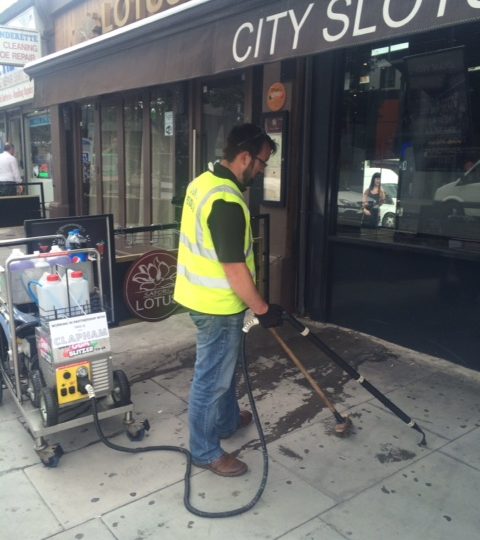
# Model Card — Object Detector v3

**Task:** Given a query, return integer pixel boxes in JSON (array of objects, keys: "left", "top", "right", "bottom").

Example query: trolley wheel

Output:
[
  {"left": 39, "top": 387, "right": 59, "bottom": 427},
  {"left": 111, "top": 370, "right": 131, "bottom": 406},
  {"left": 37, "top": 443, "right": 64, "bottom": 468},
  {"left": 126, "top": 419, "right": 150, "bottom": 442},
  {"left": 28, "top": 370, "right": 43, "bottom": 408}
]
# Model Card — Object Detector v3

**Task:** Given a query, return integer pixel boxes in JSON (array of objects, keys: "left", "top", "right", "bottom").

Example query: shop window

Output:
[
  {"left": 124, "top": 95, "right": 144, "bottom": 228},
  {"left": 201, "top": 74, "right": 245, "bottom": 168},
  {"left": 151, "top": 84, "right": 189, "bottom": 226},
  {"left": 80, "top": 104, "right": 96, "bottom": 215},
  {"left": 101, "top": 103, "right": 120, "bottom": 227},
  {"left": 336, "top": 25, "right": 480, "bottom": 247},
  {"left": 24, "top": 112, "right": 53, "bottom": 210}
]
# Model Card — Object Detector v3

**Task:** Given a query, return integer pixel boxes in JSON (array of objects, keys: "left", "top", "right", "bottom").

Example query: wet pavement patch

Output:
[{"left": 375, "top": 443, "right": 416, "bottom": 463}]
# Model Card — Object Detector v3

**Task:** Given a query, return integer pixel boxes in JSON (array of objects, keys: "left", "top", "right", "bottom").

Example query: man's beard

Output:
[{"left": 242, "top": 163, "right": 263, "bottom": 187}]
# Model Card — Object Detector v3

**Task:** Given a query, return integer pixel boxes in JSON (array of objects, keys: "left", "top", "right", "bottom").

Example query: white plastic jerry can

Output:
[{"left": 37, "top": 273, "right": 68, "bottom": 320}]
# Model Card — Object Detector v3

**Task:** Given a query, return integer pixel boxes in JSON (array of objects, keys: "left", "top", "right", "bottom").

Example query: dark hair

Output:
[
  {"left": 368, "top": 172, "right": 381, "bottom": 190},
  {"left": 4, "top": 142, "right": 13, "bottom": 153},
  {"left": 223, "top": 123, "right": 276, "bottom": 162}
]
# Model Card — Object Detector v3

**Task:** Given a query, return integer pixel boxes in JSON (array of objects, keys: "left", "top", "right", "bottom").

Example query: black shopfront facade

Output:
[{"left": 26, "top": 0, "right": 480, "bottom": 369}]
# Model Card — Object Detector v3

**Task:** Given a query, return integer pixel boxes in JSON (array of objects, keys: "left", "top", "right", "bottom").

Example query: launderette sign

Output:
[
  {"left": 0, "top": 27, "right": 41, "bottom": 67},
  {"left": 222, "top": 0, "right": 480, "bottom": 69}
]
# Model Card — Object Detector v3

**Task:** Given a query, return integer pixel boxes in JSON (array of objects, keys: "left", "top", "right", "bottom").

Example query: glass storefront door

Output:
[
  {"left": 24, "top": 112, "right": 53, "bottom": 211},
  {"left": 201, "top": 74, "right": 245, "bottom": 169}
]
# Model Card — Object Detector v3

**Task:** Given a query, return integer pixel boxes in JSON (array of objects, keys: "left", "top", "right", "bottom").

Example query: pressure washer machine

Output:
[{"left": 0, "top": 234, "right": 147, "bottom": 467}]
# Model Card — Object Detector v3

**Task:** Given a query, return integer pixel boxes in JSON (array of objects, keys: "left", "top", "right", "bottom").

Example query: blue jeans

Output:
[{"left": 189, "top": 311, "right": 245, "bottom": 464}]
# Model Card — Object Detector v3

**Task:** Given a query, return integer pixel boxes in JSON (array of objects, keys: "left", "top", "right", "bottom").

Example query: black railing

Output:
[{"left": 113, "top": 214, "right": 271, "bottom": 302}]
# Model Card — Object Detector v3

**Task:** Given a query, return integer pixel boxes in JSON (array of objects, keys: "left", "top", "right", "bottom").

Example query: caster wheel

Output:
[
  {"left": 111, "top": 369, "right": 131, "bottom": 406},
  {"left": 126, "top": 428, "right": 145, "bottom": 442},
  {"left": 37, "top": 443, "right": 64, "bottom": 468},
  {"left": 126, "top": 419, "right": 150, "bottom": 442},
  {"left": 39, "top": 387, "right": 59, "bottom": 427}
]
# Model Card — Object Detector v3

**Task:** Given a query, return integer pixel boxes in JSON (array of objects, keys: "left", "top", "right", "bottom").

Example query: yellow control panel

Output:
[{"left": 55, "top": 362, "right": 91, "bottom": 405}]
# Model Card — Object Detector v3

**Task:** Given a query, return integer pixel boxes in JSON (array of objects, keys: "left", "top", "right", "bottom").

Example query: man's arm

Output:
[
  {"left": 11, "top": 157, "right": 21, "bottom": 184},
  {"left": 222, "top": 262, "right": 268, "bottom": 315}
]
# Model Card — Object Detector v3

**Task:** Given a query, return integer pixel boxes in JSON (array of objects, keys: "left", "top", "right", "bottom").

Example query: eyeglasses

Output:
[{"left": 255, "top": 156, "right": 268, "bottom": 167}]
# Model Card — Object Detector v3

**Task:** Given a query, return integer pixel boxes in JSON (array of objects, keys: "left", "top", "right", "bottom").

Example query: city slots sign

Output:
[
  {"left": 222, "top": 0, "right": 480, "bottom": 69},
  {"left": 101, "top": 0, "right": 190, "bottom": 32}
]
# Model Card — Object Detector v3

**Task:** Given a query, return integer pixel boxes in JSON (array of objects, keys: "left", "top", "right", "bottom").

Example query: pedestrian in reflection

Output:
[
  {"left": 362, "top": 172, "right": 385, "bottom": 228},
  {"left": 0, "top": 142, "right": 22, "bottom": 196}
]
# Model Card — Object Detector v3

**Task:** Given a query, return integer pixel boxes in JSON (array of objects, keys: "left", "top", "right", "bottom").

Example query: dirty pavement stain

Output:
[
  {"left": 278, "top": 445, "right": 303, "bottom": 460},
  {"left": 375, "top": 443, "right": 416, "bottom": 464}
]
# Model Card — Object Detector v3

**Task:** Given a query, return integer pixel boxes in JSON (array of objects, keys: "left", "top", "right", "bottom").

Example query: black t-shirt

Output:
[{"left": 207, "top": 163, "right": 246, "bottom": 263}]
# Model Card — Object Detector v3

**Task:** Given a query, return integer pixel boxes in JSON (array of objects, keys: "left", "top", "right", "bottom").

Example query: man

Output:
[
  {"left": 174, "top": 123, "right": 283, "bottom": 477},
  {"left": 0, "top": 142, "right": 22, "bottom": 196}
]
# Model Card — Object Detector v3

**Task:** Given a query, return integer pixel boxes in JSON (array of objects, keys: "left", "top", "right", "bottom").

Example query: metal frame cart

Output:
[{"left": 0, "top": 235, "right": 147, "bottom": 467}]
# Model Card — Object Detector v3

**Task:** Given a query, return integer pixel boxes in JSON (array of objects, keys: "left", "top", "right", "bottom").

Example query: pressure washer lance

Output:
[
  {"left": 269, "top": 327, "right": 352, "bottom": 436},
  {"left": 75, "top": 327, "right": 269, "bottom": 518},
  {"left": 282, "top": 312, "right": 427, "bottom": 447}
]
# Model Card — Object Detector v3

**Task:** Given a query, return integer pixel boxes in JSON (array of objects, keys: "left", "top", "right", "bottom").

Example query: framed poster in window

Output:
[{"left": 262, "top": 111, "right": 288, "bottom": 206}]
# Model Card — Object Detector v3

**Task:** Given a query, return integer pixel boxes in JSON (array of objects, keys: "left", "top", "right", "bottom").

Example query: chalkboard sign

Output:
[{"left": 405, "top": 47, "right": 469, "bottom": 172}]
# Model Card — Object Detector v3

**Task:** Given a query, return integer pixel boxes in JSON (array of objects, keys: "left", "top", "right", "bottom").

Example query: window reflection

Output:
[
  {"left": 124, "top": 96, "right": 144, "bottom": 228},
  {"left": 337, "top": 28, "right": 480, "bottom": 244},
  {"left": 101, "top": 104, "right": 119, "bottom": 227},
  {"left": 80, "top": 104, "right": 95, "bottom": 215}
]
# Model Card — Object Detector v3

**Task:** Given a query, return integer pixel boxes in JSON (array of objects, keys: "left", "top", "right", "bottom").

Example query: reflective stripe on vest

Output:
[{"left": 174, "top": 171, "right": 255, "bottom": 314}]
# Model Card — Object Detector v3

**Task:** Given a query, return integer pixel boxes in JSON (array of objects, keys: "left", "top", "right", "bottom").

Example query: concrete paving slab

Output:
[
  {"left": 152, "top": 365, "right": 193, "bottom": 403},
  {"left": 102, "top": 454, "right": 335, "bottom": 540},
  {"left": 0, "top": 469, "right": 62, "bottom": 540},
  {"left": 320, "top": 452, "right": 480, "bottom": 540},
  {"left": 110, "top": 314, "right": 196, "bottom": 383},
  {"left": 440, "top": 426, "right": 480, "bottom": 470},
  {"left": 130, "top": 378, "right": 188, "bottom": 420},
  {"left": 25, "top": 416, "right": 189, "bottom": 528},
  {"left": 267, "top": 402, "right": 444, "bottom": 501},
  {"left": 0, "top": 417, "right": 41, "bottom": 471},
  {"left": 371, "top": 369, "right": 480, "bottom": 440},
  {"left": 0, "top": 387, "right": 23, "bottom": 421},
  {"left": 276, "top": 517, "right": 348, "bottom": 540},
  {"left": 46, "top": 518, "right": 116, "bottom": 540}
]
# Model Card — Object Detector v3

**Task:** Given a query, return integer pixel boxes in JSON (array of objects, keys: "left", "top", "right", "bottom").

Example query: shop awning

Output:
[{"left": 25, "top": 0, "right": 480, "bottom": 107}]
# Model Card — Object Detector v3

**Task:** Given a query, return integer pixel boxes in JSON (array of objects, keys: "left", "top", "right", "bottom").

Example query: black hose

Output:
[
  {"left": 90, "top": 332, "right": 269, "bottom": 518},
  {"left": 284, "top": 312, "right": 427, "bottom": 447}
]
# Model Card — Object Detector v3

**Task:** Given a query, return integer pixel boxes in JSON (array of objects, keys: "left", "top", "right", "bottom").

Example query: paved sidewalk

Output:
[{"left": 1, "top": 311, "right": 479, "bottom": 540}]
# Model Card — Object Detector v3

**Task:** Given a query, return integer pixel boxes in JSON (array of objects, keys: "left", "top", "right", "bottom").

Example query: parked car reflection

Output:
[
  {"left": 434, "top": 159, "right": 480, "bottom": 217},
  {"left": 337, "top": 182, "right": 398, "bottom": 228}
]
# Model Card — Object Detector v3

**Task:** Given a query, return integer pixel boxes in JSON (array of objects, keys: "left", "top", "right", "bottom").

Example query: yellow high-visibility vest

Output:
[{"left": 174, "top": 170, "right": 255, "bottom": 314}]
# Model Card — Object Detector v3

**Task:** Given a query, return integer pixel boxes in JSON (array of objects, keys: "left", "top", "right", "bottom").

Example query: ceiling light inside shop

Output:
[
  {"left": 468, "top": 66, "right": 480, "bottom": 72},
  {"left": 371, "top": 42, "right": 409, "bottom": 57}
]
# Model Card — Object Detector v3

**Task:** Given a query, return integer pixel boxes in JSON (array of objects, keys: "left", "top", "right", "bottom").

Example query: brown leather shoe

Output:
[
  {"left": 239, "top": 409, "right": 252, "bottom": 428},
  {"left": 197, "top": 453, "right": 248, "bottom": 477}
]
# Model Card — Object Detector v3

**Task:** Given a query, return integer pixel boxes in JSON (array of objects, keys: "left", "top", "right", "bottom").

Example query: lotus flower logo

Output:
[
  {"left": 124, "top": 250, "right": 179, "bottom": 322},
  {"left": 131, "top": 256, "right": 177, "bottom": 293}
]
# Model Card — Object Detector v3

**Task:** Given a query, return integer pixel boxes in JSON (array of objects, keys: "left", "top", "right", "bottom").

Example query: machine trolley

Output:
[{"left": 0, "top": 235, "right": 146, "bottom": 467}]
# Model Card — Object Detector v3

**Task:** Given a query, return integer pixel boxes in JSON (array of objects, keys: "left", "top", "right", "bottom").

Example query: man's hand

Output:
[
  {"left": 255, "top": 304, "right": 284, "bottom": 328},
  {"left": 17, "top": 185, "right": 24, "bottom": 195}
]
